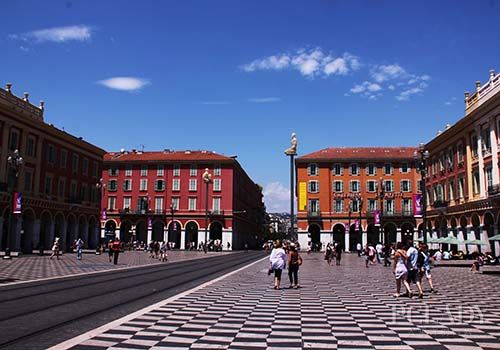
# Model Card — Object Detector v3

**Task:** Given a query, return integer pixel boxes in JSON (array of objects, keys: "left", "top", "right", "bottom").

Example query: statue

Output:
[{"left": 284, "top": 132, "right": 297, "bottom": 155}]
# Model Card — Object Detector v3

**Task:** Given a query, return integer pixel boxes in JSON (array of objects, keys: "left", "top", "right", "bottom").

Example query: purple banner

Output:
[
  {"left": 148, "top": 217, "right": 152, "bottom": 228},
  {"left": 413, "top": 194, "right": 423, "bottom": 218},
  {"left": 374, "top": 210, "right": 381, "bottom": 226},
  {"left": 13, "top": 192, "right": 22, "bottom": 214},
  {"left": 354, "top": 219, "right": 360, "bottom": 231},
  {"left": 101, "top": 208, "right": 107, "bottom": 221}
]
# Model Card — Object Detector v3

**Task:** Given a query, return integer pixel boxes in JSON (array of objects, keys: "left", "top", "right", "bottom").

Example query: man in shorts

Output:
[
  {"left": 406, "top": 240, "right": 424, "bottom": 298},
  {"left": 418, "top": 243, "right": 437, "bottom": 293}
]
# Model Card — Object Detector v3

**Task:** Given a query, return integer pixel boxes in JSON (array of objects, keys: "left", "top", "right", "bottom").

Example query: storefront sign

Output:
[
  {"left": 299, "top": 182, "right": 307, "bottom": 211},
  {"left": 413, "top": 194, "right": 423, "bottom": 218},
  {"left": 13, "top": 192, "right": 22, "bottom": 214}
]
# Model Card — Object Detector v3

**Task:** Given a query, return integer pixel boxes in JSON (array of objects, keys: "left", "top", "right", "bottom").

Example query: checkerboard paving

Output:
[
  {"left": 0, "top": 251, "right": 231, "bottom": 284},
  {"left": 68, "top": 253, "right": 500, "bottom": 350}
]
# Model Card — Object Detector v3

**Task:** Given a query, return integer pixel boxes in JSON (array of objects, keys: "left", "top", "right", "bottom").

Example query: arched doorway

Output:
[
  {"left": 187, "top": 221, "right": 200, "bottom": 249},
  {"left": 367, "top": 224, "right": 378, "bottom": 246},
  {"left": 21, "top": 209, "right": 35, "bottom": 254},
  {"left": 308, "top": 224, "right": 321, "bottom": 251},
  {"left": 484, "top": 212, "right": 495, "bottom": 254},
  {"left": 120, "top": 221, "right": 133, "bottom": 244},
  {"left": 450, "top": 217, "right": 458, "bottom": 253},
  {"left": 349, "top": 223, "right": 360, "bottom": 252},
  {"left": 104, "top": 220, "right": 117, "bottom": 241},
  {"left": 168, "top": 221, "right": 181, "bottom": 248},
  {"left": 332, "top": 223, "right": 345, "bottom": 250},
  {"left": 401, "top": 222, "right": 414, "bottom": 245},
  {"left": 66, "top": 214, "right": 77, "bottom": 252},
  {"left": 471, "top": 214, "right": 481, "bottom": 252},
  {"left": 39, "top": 211, "right": 53, "bottom": 251},
  {"left": 209, "top": 221, "right": 222, "bottom": 241},
  {"left": 135, "top": 221, "right": 147, "bottom": 244},
  {"left": 384, "top": 222, "right": 397, "bottom": 245},
  {"left": 152, "top": 221, "right": 165, "bottom": 242},
  {"left": 459, "top": 215, "right": 468, "bottom": 253},
  {"left": 78, "top": 216, "right": 88, "bottom": 246}
]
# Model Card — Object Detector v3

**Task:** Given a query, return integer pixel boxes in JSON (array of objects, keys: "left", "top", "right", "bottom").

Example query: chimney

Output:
[
  {"left": 5, "top": 83, "right": 12, "bottom": 93},
  {"left": 476, "top": 81, "right": 481, "bottom": 91},
  {"left": 39, "top": 100, "right": 45, "bottom": 110},
  {"left": 23, "top": 92, "right": 29, "bottom": 102},
  {"left": 490, "top": 69, "right": 496, "bottom": 80}
]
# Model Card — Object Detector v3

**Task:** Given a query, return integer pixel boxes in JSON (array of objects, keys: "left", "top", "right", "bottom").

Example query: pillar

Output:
[
  {"left": 476, "top": 127, "right": 486, "bottom": 198},
  {"left": 59, "top": 220, "right": 68, "bottom": 251},
  {"left": 32, "top": 219, "right": 41, "bottom": 248},
  {"left": 147, "top": 227, "right": 152, "bottom": 244},
  {"left": 115, "top": 228, "right": 120, "bottom": 239},
  {"left": 344, "top": 231, "right": 350, "bottom": 252},
  {"left": 180, "top": 229, "right": 186, "bottom": 250},
  {"left": 480, "top": 225, "right": 490, "bottom": 252},
  {"left": 163, "top": 228, "right": 168, "bottom": 243},
  {"left": 47, "top": 221, "right": 55, "bottom": 249},
  {"left": 297, "top": 231, "right": 309, "bottom": 252},
  {"left": 396, "top": 228, "right": 402, "bottom": 243},
  {"left": 362, "top": 230, "right": 367, "bottom": 247}
]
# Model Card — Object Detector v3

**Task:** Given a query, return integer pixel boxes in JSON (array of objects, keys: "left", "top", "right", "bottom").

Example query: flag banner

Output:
[
  {"left": 413, "top": 194, "right": 423, "bottom": 218},
  {"left": 374, "top": 210, "right": 381, "bottom": 226},
  {"left": 299, "top": 182, "right": 307, "bottom": 211},
  {"left": 148, "top": 217, "right": 152, "bottom": 228},
  {"left": 354, "top": 219, "right": 360, "bottom": 231},
  {"left": 101, "top": 208, "right": 107, "bottom": 221},
  {"left": 13, "top": 192, "right": 22, "bottom": 214}
]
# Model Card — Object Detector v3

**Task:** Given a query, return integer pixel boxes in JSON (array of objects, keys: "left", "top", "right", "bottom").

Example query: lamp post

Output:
[
  {"left": 414, "top": 143, "right": 430, "bottom": 244},
  {"left": 5, "top": 149, "right": 23, "bottom": 258},
  {"left": 284, "top": 133, "right": 297, "bottom": 241},
  {"left": 202, "top": 168, "right": 212, "bottom": 253}
]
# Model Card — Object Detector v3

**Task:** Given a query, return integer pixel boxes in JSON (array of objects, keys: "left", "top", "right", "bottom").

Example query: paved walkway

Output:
[
  {"left": 59, "top": 253, "right": 500, "bottom": 350},
  {"left": 0, "top": 251, "right": 232, "bottom": 284}
]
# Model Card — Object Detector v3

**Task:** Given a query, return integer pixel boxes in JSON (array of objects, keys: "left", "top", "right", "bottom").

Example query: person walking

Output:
[
  {"left": 111, "top": 238, "right": 121, "bottom": 265},
  {"left": 287, "top": 243, "right": 302, "bottom": 289},
  {"left": 383, "top": 243, "right": 392, "bottom": 267},
  {"left": 356, "top": 242, "right": 362, "bottom": 257},
  {"left": 269, "top": 240, "right": 287, "bottom": 290},
  {"left": 107, "top": 239, "right": 114, "bottom": 262},
  {"left": 393, "top": 242, "right": 412, "bottom": 297},
  {"left": 406, "top": 240, "right": 424, "bottom": 298},
  {"left": 160, "top": 241, "right": 168, "bottom": 262},
  {"left": 335, "top": 242, "right": 343, "bottom": 266},
  {"left": 49, "top": 237, "right": 60, "bottom": 260},
  {"left": 75, "top": 238, "right": 84, "bottom": 260},
  {"left": 325, "top": 243, "right": 334, "bottom": 265},
  {"left": 418, "top": 243, "right": 437, "bottom": 294},
  {"left": 375, "top": 242, "right": 383, "bottom": 263}
]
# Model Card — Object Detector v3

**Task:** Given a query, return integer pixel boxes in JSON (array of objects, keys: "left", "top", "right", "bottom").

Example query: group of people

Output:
[
  {"left": 49, "top": 237, "right": 85, "bottom": 260},
  {"left": 268, "top": 240, "right": 303, "bottom": 289},
  {"left": 324, "top": 242, "right": 343, "bottom": 265},
  {"left": 146, "top": 241, "right": 169, "bottom": 262}
]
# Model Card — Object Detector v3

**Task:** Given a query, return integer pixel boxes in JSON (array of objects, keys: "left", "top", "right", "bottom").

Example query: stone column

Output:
[
  {"left": 180, "top": 230, "right": 186, "bottom": 250},
  {"left": 59, "top": 220, "right": 68, "bottom": 252},
  {"left": 115, "top": 228, "right": 120, "bottom": 239},
  {"left": 297, "top": 231, "right": 309, "bottom": 252},
  {"left": 163, "top": 228, "right": 168, "bottom": 243},
  {"left": 46, "top": 221, "right": 55, "bottom": 250},
  {"left": 490, "top": 119, "right": 500, "bottom": 185},
  {"left": 100, "top": 226, "right": 106, "bottom": 239},
  {"left": 362, "top": 230, "right": 367, "bottom": 247},
  {"left": 476, "top": 127, "right": 486, "bottom": 198},
  {"left": 344, "top": 231, "right": 350, "bottom": 253},
  {"left": 396, "top": 228, "right": 402, "bottom": 243},
  {"left": 457, "top": 228, "right": 466, "bottom": 253},
  {"left": 32, "top": 219, "right": 41, "bottom": 248},
  {"left": 147, "top": 226, "right": 152, "bottom": 244}
]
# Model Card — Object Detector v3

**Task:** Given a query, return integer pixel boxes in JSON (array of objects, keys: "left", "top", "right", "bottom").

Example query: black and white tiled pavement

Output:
[{"left": 67, "top": 254, "right": 500, "bottom": 350}]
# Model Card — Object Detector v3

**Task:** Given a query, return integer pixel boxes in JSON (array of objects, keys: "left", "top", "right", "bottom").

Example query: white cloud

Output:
[
  {"left": 350, "top": 81, "right": 382, "bottom": 100},
  {"left": 388, "top": 84, "right": 395, "bottom": 91},
  {"left": 242, "top": 49, "right": 360, "bottom": 78},
  {"left": 396, "top": 87, "right": 423, "bottom": 101},
  {"left": 263, "top": 182, "right": 290, "bottom": 213},
  {"left": 248, "top": 97, "right": 281, "bottom": 103},
  {"left": 10, "top": 25, "right": 93, "bottom": 43},
  {"left": 96, "top": 77, "right": 150, "bottom": 91},
  {"left": 370, "top": 64, "right": 407, "bottom": 82}
]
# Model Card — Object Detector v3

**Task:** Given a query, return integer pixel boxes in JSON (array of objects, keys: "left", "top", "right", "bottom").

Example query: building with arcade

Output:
[{"left": 100, "top": 150, "right": 265, "bottom": 250}]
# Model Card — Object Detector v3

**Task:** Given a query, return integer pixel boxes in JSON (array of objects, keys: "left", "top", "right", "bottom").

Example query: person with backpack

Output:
[
  {"left": 287, "top": 243, "right": 302, "bottom": 288},
  {"left": 111, "top": 238, "right": 122, "bottom": 265}
]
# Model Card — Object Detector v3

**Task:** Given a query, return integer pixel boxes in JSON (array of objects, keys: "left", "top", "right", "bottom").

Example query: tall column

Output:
[
  {"left": 180, "top": 230, "right": 186, "bottom": 250},
  {"left": 490, "top": 120, "right": 500, "bottom": 186},
  {"left": 100, "top": 225, "right": 106, "bottom": 239},
  {"left": 12, "top": 217, "right": 23, "bottom": 252},
  {"left": 396, "top": 228, "right": 402, "bottom": 243},
  {"left": 115, "top": 228, "right": 120, "bottom": 239},
  {"left": 344, "top": 231, "right": 350, "bottom": 253},
  {"left": 362, "top": 230, "right": 367, "bottom": 247},
  {"left": 222, "top": 229, "right": 232, "bottom": 250},
  {"left": 147, "top": 227, "right": 152, "bottom": 244},
  {"left": 476, "top": 127, "right": 486, "bottom": 198},
  {"left": 465, "top": 133, "right": 474, "bottom": 199},
  {"left": 163, "top": 228, "right": 168, "bottom": 243}
]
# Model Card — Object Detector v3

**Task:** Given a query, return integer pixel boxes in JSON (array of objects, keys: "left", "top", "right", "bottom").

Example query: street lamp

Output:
[
  {"left": 284, "top": 133, "right": 297, "bottom": 241},
  {"left": 202, "top": 168, "right": 212, "bottom": 253},
  {"left": 413, "top": 143, "right": 430, "bottom": 244},
  {"left": 5, "top": 149, "right": 23, "bottom": 258}
]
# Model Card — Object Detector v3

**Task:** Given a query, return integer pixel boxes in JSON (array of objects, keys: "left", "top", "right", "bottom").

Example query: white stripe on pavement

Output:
[{"left": 48, "top": 255, "right": 268, "bottom": 350}]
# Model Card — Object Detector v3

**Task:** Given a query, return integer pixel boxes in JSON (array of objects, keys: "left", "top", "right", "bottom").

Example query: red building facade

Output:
[
  {"left": 101, "top": 150, "right": 265, "bottom": 250},
  {"left": 0, "top": 84, "right": 105, "bottom": 253}
]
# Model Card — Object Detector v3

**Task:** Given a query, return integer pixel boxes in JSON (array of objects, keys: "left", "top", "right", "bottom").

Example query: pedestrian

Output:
[
  {"left": 406, "top": 240, "right": 424, "bottom": 298},
  {"left": 107, "top": 239, "right": 114, "bottom": 262},
  {"left": 376, "top": 242, "right": 383, "bottom": 263},
  {"left": 49, "top": 237, "right": 60, "bottom": 260},
  {"left": 356, "top": 242, "right": 362, "bottom": 257},
  {"left": 227, "top": 241, "right": 231, "bottom": 250},
  {"left": 325, "top": 243, "right": 334, "bottom": 265},
  {"left": 111, "top": 238, "right": 121, "bottom": 265},
  {"left": 393, "top": 242, "right": 412, "bottom": 297},
  {"left": 335, "top": 242, "right": 342, "bottom": 265},
  {"left": 383, "top": 243, "right": 392, "bottom": 267},
  {"left": 160, "top": 241, "right": 168, "bottom": 262},
  {"left": 154, "top": 241, "right": 160, "bottom": 259},
  {"left": 287, "top": 243, "right": 302, "bottom": 289},
  {"left": 75, "top": 238, "right": 84, "bottom": 260},
  {"left": 269, "top": 240, "right": 287, "bottom": 290},
  {"left": 418, "top": 243, "right": 437, "bottom": 294}
]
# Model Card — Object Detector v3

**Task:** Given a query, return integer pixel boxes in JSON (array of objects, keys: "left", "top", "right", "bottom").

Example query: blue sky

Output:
[{"left": 2, "top": 0, "right": 499, "bottom": 212}]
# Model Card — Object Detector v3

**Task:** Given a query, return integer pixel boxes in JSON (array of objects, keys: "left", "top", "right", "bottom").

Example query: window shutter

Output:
[
  {"left": 307, "top": 165, "right": 311, "bottom": 176},
  {"left": 316, "top": 181, "right": 319, "bottom": 193},
  {"left": 308, "top": 181, "right": 311, "bottom": 192}
]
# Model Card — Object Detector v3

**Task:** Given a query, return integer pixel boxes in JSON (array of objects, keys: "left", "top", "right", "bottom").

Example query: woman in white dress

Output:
[
  {"left": 269, "top": 240, "right": 287, "bottom": 290},
  {"left": 393, "top": 242, "right": 412, "bottom": 297}
]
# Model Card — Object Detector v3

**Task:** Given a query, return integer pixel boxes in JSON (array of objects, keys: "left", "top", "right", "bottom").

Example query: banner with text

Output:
[
  {"left": 13, "top": 192, "right": 22, "bottom": 214},
  {"left": 374, "top": 210, "right": 381, "bottom": 226},
  {"left": 299, "top": 182, "right": 307, "bottom": 211},
  {"left": 413, "top": 194, "right": 423, "bottom": 218},
  {"left": 354, "top": 219, "right": 360, "bottom": 231}
]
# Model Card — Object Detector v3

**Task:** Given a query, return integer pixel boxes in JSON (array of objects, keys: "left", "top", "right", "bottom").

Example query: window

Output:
[
  {"left": 9, "top": 129, "right": 19, "bottom": 150},
  {"left": 138, "top": 197, "right": 149, "bottom": 212},
  {"left": 72, "top": 154, "right": 79, "bottom": 173},
  {"left": 350, "top": 180, "right": 360, "bottom": 192},
  {"left": 482, "top": 125, "right": 491, "bottom": 153},
  {"left": 189, "top": 179, "right": 197, "bottom": 191},
  {"left": 190, "top": 164, "right": 197, "bottom": 176},
  {"left": 448, "top": 181, "right": 455, "bottom": 201},
  {"left": 350, "top": 163, "right": 359, "bottom": 175},
  {"left": 400, "top": 163, "right": 409, "bottom": 173},
  {"left": 171, "top": 197, "right": 180, "bottom": 210},
  {"left": 82, "top": 158, "right": 89, "bottom": 176},
  {"left": 471, "top": 134, "right": 478, "bottom": 157},
  {"left": 47, "top": 144, "right": 56, "bottom": 164},
  {"left": 334, "top": 199, "right": 343, "bottom": 213},
  {"left": 308, "top": 199, "right": 320, "bottom": 214},
  {"left": 384, "top": 180, "right": 394, "bottom": 192},
  {"left": 402, "top": 199, "right": 412, "bottom": 214},
  {"left": 213, "top": 197, "right": 221, "bottom": 212},
  {"left": 108, "top": 197, "right": 117, "bottom": 210},
  {"left": 351, "top": 199, "right": 360, "bottom": 213},
  {"left": 155, "top": 197, "right": 164, "bottom": 212},
  {"left": 24, "top": 170, "right": 33, "bottom": 192},
  {"left": 384, "top": 163, "right": 393, "bottom": 175},
  {"left": 125, "top": 165, "right": 132, "bottom": 176},
  {"left": 367, "top": 164, "right": 376, "bottom": 176},
  {"left": 333, "top": 181, "right": 343, "bottom": 193},
  {"left": 473, "top": 171, "right": 480, "bottom": 194},
  {"left": 141, "top": 165, "right": 148, "bottom": 176},
  {"left": 214, "top": 164, "right": 221, "bottom": 176},
  {"left": 173, "top": 164, "right": 180, "bottom": 176},
  {"left": 332, "top": 164, "right": 343, "bottom": 176},
  {"left": 446, "top": 149, "right": 454, "bottom": 169},
  {"left": 401, "top": 180, "right": 411, "bottom": 192},
  {"left": 367, "top": 180, "right": 376, "bottom": 193},
  {"left": 457, "top": 143, "right": 464, "bottom": 163},
  {"left": 140, "top": 179, "right": 148, "bottom": 191},
  {"left": 44, "top": 176, "right": 52, "bottom": 196},
  {"left": 26, "top": 136, "right": 36, "bottom": 157},
  {"left": 57, "top": 178, "right": 65, "bottom": 197},
  {"left": 92, "top": 162, "right": 98, "bottom": 178},
  {"left": 70, "top": 181, "right": 77, "bottom": 198},
  {"left": 308, "top": 164, "right": 319, "bottom": 176},
  {"left": 435, "top": 184, "right": 444, "bottom": 201},
  {"left": 188, "top": 197, "right": 197, "bottom": 211},
  {"left": 458, "top": 177, "right": 465, "bottom": 198},
  {"left": 123, "top": 197, "right": 131, "bottom": 210},
  {"left": 157, "top": 164, "right": 164, "bottom": 176},
  {"left": 172, "top": 178, "right": 180, "bottom": 191},
  {"left": 384, "top": 199, "right": 394, "bottom": 214},
  {"left": 60, "top": 149, "right": 67, "bottom": 168},
  {"left": 155, "top": 179, "right": 165, "bottom": 191},
  {"left": 81, "top": 183, "right": 88, "bottom": 201},
  {"left": 417, "top": 180, "right": 422, "bottom": 193},
  {"left": 308, "top": 180, "right": 319, "bottom": 193},
  {"left": 368, "top": 199, "right": 377, "bottom": 212},
  {"left": 213, "top": 179, "right": 221, "bottom": 191},
  {"left": 108, "top": 179, "right": 118, "bottom": 192},
  {"left": 486, "top": 167, "right": 493, "bottom": 190},
  {"left": 123, "top": 179, "right": 132, "bottom": 191}
]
